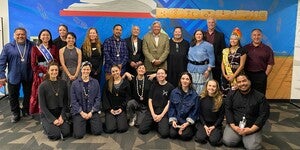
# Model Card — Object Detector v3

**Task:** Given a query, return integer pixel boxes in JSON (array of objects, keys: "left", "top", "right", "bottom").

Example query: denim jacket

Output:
[
  {"left": 71, "top": 77, "right": 101, "bottom": 115},
  {"left": 168, "top": 87, "right": 199, "bottom": 124}
]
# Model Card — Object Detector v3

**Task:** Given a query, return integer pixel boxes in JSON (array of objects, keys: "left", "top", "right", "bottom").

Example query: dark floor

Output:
[{"left": 0, "top": 97, "right": 300, "bottom": 150}]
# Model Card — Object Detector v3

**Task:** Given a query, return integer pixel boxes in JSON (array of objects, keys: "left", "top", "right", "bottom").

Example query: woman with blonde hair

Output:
[
  {"left": 195, "top": 79, "right": 224, "bottom": 146},
  {"left": 81, "top": 27, "right": 103, "bottom": 83}
]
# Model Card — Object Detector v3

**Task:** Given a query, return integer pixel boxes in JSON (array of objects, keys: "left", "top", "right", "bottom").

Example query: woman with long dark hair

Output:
[
  {"left": 221, "top": 28, "right": 246, "bottom": 97},
  {"left": 30, "top": 29, "right": 59, "bottom": 114}
]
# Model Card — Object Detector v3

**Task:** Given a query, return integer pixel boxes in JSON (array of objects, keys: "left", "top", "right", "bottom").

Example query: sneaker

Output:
[
  {"left": 11, "top": 115, "right": 20, "bottom": 123},
  {"left": 129, "top": 114, "right": 137, "bottom": 127}
]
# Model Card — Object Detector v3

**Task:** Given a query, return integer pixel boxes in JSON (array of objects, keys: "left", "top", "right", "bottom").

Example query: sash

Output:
[
  {"left": 37, "top": 44, "right": 54, "bottom": 63},
  {"left": 222, "top": 48, "right": 236, "bottom": 86}
]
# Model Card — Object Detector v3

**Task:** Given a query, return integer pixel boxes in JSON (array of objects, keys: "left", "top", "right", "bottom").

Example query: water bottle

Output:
[{"left": 239, "top": 116, "right": 246, "bottom": 128}]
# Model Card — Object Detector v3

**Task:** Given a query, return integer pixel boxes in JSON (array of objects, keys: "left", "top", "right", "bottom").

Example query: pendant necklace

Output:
[
  {"left": 16, "top": 42, "right": 26, "bottom": 62},
  {"left": 114, "top": 40, "right": 121, "bottom": 57},
  {"left": 136, "top": 76, "right": 145, "bottom": 100},
  {"left": 50, "top": 80, "right": 59, "bottom": 96},
  {"left": 83, "top": 83, "right": 89, "bottom": 97}
]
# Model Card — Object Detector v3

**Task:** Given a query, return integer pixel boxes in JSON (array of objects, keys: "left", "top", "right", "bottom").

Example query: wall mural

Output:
[{"left": 8, "top": 0, "right": 298, "bottom": 99}]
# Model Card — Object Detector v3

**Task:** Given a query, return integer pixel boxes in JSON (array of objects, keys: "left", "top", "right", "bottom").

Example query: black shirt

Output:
[
  {"left": 102, "top": 79, "right": 131, "bottom": 111},
  {"left": 53, "top": 37, "right": 67, "bottom": 50},
  {"left": 130, "top": 75, "right": 152, "bottom": 106},
  {"left": 38, "top": 79, "right": 68, "bottom": 122},
  {"left": 199, "top": 96, "right": 224, "bottom": 127},
  {"left": 149, "top": 82, "right": 174, "bottom": 111},
  {"left": 225, "top": 89, "right": 270, "bottom": 129}
]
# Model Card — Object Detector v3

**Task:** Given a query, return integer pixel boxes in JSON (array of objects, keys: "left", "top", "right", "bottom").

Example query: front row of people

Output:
[{"left": 39, "top": 61, "right": 269, "bottom": 149}]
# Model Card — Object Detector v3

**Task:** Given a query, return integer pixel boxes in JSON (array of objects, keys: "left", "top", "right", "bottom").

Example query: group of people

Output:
[{"left": 0, "top": 18, "right": 273, "bottom": 149}]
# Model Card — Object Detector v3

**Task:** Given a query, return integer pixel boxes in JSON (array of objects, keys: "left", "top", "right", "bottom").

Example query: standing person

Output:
[
  {"left": 81, "top": 27, "right": 103, "bottom": 83},
  {"left": 221, "top": 28, "right": 246, "bottom": 97},
  {"left": 195, "top": 79, "right": 224, "bottom": 146},
  {"left": 30, "top": 29, "right": 59, "bottom": 115},
  {"left": 0, "top": 27, "right": 34, "bottom": 123},
  {"left": 102, "top": 65, "right": 131, "bottom": 133},
  {"left": 167, "top": 27, "right": 190, "bottom": 87},
  {"left": 139, "top": 68, "right": 174, "bottom": 138},
  {"left": 123, "top": 64, "right": 152, "bottom": 127},
  {"left": 168, "top": 72, "right": 199, "bottom": 141},
  {"left": 187, "top": 29, "right": 215, "bottom": 94},
  {"left": 71, "top": 61, "right": 102, "bottom": 139},
  {"left": 125, "top": 25, "right": 144, "bottom": 76},
  {"left": 53, "top": 24, "right": 68, "bottom": 50},
  {"left": 38, "top": 62, "right": 70, "bottom": 140},
  {"left": 205, "top": 18, "right": 226, "bottom": 85},
  {"left": 143, "top": 21, "right": 170, "bottom": 73},
  {"left": 244, "top": 29, "right": 275, "bottom": 95},
  {"left": 60, "top": 32, "right": 82, "bottom": 102},
  {"left": 223, "top": 74, "right": 270, "bottom": 149},
  {"left": 103, "top": 24, "right": 128, "bottom": 79}
]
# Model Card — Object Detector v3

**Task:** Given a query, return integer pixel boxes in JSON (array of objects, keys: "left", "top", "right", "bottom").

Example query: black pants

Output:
[
  {"left": 194, "top": 122, "right": 223, "bottom": 146},
  {"left": 127, "top": 99, "right": 147, "bottom": 126},
  {"left": 105, "top": 111, "right": 128, "bottom": 133},
  {"left": 8, "top": 81, "right": 32, "bottom": 116},
  {"left": 246, "top": 71, "right": 267, "bottom": 95},
  {"left": 138, "top": 109, "right": 169, "bottom": 138},
  {"left": 169, "top": 125, "right": 194, "bottom": 141},
  {"left": 73, "top": 113, "right": 103, "bottom": 139},
  {"left": 41, "top": 117, "right": 70, "bottom": 140},
  {"left": 212, "top": 65, "right": 222, "bottom": 86}
]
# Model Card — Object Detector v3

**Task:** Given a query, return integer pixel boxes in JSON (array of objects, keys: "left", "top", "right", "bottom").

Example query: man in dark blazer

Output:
[
  {"left": 204, "top": 18, "right": 226, "bottom": 85},
  {"left": 125, "top": 25, "right": 144, "bottom": 75}
]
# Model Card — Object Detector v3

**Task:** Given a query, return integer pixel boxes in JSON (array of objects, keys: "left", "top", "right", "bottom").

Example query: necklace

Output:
[
  {"left": 229, "top": 47, "right": 239, "bottom": 63},
  {"left": 16, "top": 42, "right": 27, "bottom": 62},
  {"left": 49, "top": 80, "right": 59, "bottom": 96},
  {"left": 136, "top": 76, "right": 145, "bottom": 100},
  {"left": 114, "top": 40, "right": 121, "bottom": 57},
  {"left": 83, "top": 82, "right": 89, "bottom": 97},
  {"left": 131, "top": 36, "right": 138, "bottom": 55}
]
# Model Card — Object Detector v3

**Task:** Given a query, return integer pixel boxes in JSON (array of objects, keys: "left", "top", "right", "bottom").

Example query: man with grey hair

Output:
[
  {"left": 204, "top": 18, "right": 226, "bottom": 85},
  {"left": 125, "top": 25, "right": 144, "bottom": 75},
  {"left": 143, "top": 21, "right": 170, "bottom": 73},
  {"left": 0, "top": 27, "right": 34, "bottom": 123}
]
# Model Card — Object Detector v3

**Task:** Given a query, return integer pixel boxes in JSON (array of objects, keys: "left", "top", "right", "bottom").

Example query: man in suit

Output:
[
  {"left": 125, "top": 25, "right": 144, "bottom": 75},
  {"left": 205, "top": 18, "right": 226, "bottom": 85},
  {"left": 143, "top": 21, "right": 170, "bottom": 73}
]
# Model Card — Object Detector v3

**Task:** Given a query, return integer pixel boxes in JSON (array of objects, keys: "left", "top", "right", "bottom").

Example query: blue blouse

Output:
[{"left": 187, "top": 41, "right": 215, "bottom": 74}]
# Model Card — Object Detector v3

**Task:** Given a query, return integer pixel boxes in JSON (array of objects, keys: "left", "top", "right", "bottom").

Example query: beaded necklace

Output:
[{"left": 136, "top": 76, "right": 145, "bottom": 100}]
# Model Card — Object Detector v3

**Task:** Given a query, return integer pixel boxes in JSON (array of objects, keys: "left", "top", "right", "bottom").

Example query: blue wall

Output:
[{"left": 9, "top": 0, "right": 297, "bottom": 56}]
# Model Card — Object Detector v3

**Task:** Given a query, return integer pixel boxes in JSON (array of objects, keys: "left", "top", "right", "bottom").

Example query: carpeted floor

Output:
[{"left": 0, "top": 97, "right": 299, "bottom": 150}]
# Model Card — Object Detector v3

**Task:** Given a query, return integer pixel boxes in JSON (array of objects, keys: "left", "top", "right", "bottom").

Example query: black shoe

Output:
[
  {"left": 21, "top": 109, "right": 29, "bottom": 117},
  {"left": 11, "top": 115, "right": 20, "bottom": 123}
]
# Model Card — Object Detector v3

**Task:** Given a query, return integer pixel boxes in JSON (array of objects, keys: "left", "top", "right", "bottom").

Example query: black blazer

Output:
[
  {"left": 125, "top": 36, "right": 144, "bottom": 63},
  {"left": 205, "top": 30, "right": 226, "bottom": 67}
]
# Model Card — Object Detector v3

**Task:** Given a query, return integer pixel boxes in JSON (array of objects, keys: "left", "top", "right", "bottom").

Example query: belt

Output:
[{"left": 188, "top": 59, "right": 209, "bottom": 65}]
